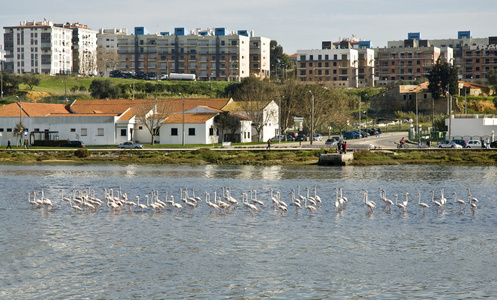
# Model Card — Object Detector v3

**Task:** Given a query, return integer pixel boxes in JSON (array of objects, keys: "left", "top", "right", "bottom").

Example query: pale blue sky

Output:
[{"left": 1, "top": 0, "right": 496, "bottom": 54}]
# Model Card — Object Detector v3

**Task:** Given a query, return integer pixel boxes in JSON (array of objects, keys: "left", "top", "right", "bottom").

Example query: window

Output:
[
  {"left": 97, "top": 128, "right": 104, "bottom": 136},
  {"left": 0, "top": 128, "right": 3, "bottom": 132},
  {"left": 7, "top": 128, "right": 12, "bottom": 132},
  {"left": 188, "top": 128, "right": 195, "bottom": 136},
  {"left": 171, "top": 128, "right": 178, "bottom": 136},
  {"left": 209, "top": 128, "right": 214, "bottom": 136},
  {"left": 70, "top": 128, "right": 76, "bottom": 132},
  {"left": 120, "top": 129, "right": 127, "bottom": 136}
]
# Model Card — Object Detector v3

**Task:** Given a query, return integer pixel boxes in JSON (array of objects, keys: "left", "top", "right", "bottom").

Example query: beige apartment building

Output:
[
  {"left": 116, "top": 27, "right": 270, "bottom": 81},
  {"left": 374, "top": 44, "right": 447, "bottom": 86},
  {"left": 296, "top": 41, "right": 375, "bottom": 88}
]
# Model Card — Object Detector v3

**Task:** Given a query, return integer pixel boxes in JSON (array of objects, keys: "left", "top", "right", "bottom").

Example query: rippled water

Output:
[{"left": 1, "top": 164, "right": 497, "bottom": 299}]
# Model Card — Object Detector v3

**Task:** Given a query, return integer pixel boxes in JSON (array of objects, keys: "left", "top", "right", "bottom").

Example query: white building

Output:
[
  {"left": 0, "top": 98, "right": 274, "bottom": 146},
  {"left": 447, "top": 115, "right": 497, "bottom": 142},
  {"left": 3, "top": 20, "right": 73, "bottom": 74},
  {"left": 58, "top": 22, "right": 98, "bottom": 76},
  {"left": 97, "top": 28, "right": 128, "bottom": 76}
]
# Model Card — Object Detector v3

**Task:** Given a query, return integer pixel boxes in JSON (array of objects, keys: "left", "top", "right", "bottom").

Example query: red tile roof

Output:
[{"left": 0, "top": 102, "right": 70, "bottom": 117}]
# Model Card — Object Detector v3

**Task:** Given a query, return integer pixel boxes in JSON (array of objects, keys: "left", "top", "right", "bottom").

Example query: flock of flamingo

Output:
[{"left": 25, "top": 185, "right": 480, "bottom": 216}]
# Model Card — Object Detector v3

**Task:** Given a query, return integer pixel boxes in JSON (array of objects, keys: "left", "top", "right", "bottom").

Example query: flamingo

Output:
[
  {"left": 290, "top": 190, "right": 302, "bottom": 213},
  {"left": 304, "top": 196, "right": 317, "bottom": 215},
  {"left": 41, "top": 189, "right": 54, "bottom": 209},
  {"left": 69, "top": 198, "right": 82, "bottom": 211},
  {"left": 379, "top": 188, "right": 394, "bottom": 211},
  {"left": 251, "top": 190, "right": 264, "bottom": 206},
  {"left": 430, "top": 190, "right": 442, "bottom": 213},
  {"left": 205, "top": 191, "right": 220, "bottom": 214},
  {"left": 363, "top": 191, "right": 375, "bottom": 213},
  {"left": 170, "top": 195, "right": 183, "bottom": 214},
  {"left": 136, "top": 196, "right": 147, "bottom": 213},
  {"left": 416, "top": 192, "right": 429, "bottom": 214},
  {"left": 305, "top": 187, "right": 317, "bottom": 206},
  {"left": 440, "top": 189, "right": 447, "bottom": 208},
  {"left": 467, "top": 188, "right": 479, "bottom": 203},
  {"left": 313, "top": 186, "right": 322, "bottom": 206},
  {"left": 394, "top": 193, "right": 406, "bottom": 213},
  {"left": 334, "top": 188, "right": 342, "bottom": 212},
  {"left": 453, "top": 192, "right": 465, "bottom": 212},
  {"left": 242, "top": 192, "right": 258, "bottom": 216}
]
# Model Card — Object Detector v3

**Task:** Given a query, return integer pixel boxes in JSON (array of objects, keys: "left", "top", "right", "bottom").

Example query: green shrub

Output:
[{"left": 75, "top": 149, "right": 89, "bottom": 158}]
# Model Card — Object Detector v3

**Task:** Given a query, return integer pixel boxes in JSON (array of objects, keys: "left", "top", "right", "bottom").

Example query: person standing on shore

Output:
[
  {"left": 267, "top": 138, "right": 271, "bottom": 150},
  {"left": 7, "top": 139, "right": 12, "bottom": 149},
  {"left": 343, "top": 141, "right": 347, "bottom": 154}
]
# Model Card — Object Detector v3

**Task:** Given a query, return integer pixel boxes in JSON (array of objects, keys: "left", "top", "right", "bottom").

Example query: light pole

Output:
[
  {"left": 179, "top": 93, "right": 185, "bottom": 146},
  {"left": 358, "top": 96, "right": 361, "bottom": 139},
  {"left": 309, "top": 90, "right": 314, "bottom": 145}
]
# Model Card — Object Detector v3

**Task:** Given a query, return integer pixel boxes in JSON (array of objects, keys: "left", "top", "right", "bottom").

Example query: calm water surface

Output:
[{"left": 1, "top": 164, "right": 497, "bottom": 299}]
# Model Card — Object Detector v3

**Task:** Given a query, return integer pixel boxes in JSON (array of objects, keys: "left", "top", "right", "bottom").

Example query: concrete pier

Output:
[{"left": 318, "top": 153, "right": 354, "bottom": 166}]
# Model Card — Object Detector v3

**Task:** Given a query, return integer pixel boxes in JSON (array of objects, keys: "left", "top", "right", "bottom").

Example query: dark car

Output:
[
  {"left": 452, "top": 139, "right": 467, "bottom": 148},
  {"left": 490, "top": 141, "right": 497, "bottom": 148},
  {"left": 343, "top": 131, "right": 360, "bottom": 139},
  {"left": 296, "top": 134, "right": 307, "bottom": 141},
  {"left": 286, "top": 134, "right": 296, "bottom": 141},
  {"left": 59, "top": 141, "right": 85, "bottom": 148}
]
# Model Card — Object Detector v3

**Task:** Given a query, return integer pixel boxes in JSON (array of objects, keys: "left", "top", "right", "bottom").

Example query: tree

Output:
[
  {"left": 135, "top": 100, "right": 175, "bottom": 145},
  {"left": 97, "top": 49, "right": 119, "bottom": 77},
  {"left": 21, "top": 74, "right": 41, "bottom": 90},
  {"left": 213, "top": 111, "right": 241, "bottom": 143},
  {"left": 89, "top": 79, "right": 120, "bottom": 99},
  {"left": 233, "top": 77, "right": 278, "bottom": 141},
  {"left": 427, "top": 58, "right": 458, "bottom": 100},
  {"left": 487, "top": 70, "right": 497, "bottom": 86},
  {"left": 270, "top": 40, "right": 294, "bottom": 80},
  {"left": 1, "top": 72, "right": 22, "bottom": 96}
]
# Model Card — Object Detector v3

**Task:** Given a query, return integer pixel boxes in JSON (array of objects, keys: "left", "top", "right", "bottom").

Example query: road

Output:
[{"left": 266, "top": 131, "right": 408, "bottom": 151}]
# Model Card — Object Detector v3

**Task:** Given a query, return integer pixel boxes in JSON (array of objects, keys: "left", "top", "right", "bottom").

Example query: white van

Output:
[{"left": 466, "top": 140, "right": 482, "bottom": 148}]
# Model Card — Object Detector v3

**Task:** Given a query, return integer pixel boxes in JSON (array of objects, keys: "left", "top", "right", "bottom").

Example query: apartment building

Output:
[
  {"left": 385, "top": 31, "right": 497, "bottom": 82},
  {"left": 374, "top": 43, "right": 447, "bottom": 86},
  {"left": 296, "top": 38, "right": 374, "bottom": 88},
  {"left": 459, "top": 43, "right": 497, "bottom": 80},
  {"left": 116, "top": 27, "right": 270, "bottom": 81},
  {"left": 57, "top": 22, "right": 98, "bottom": 76},
  {"left": 97, "top": 28, "right": 128, "bottom": 76},
  {"left": 3, "top": 20, "right": 73, "bottom": 75}
]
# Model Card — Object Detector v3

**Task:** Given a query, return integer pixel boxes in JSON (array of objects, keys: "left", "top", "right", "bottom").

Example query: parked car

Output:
[
  {"left": 325, "top": 138, "right": 338, "bottom": 146},
  {"left": 296, "top": 134, "right": 307, "bottom": 141},
  {"left": 466, "top": 140, "right": 482, "bottom": 148},
  {"left": 118, "top": 141, "right": 144, "bottom": 149},
  {"left": 313, "top": 134, "right": 323, "bottom": 141},
  {"left": 343, "top": 131, "right": 360, "bottom": 139},
  {"left": 271, "top": 135, "right": 286, "bottom": 142},
  {"left": 490, "top": 141, "right": 497, "bottom": 148},
  {"left": 286, "top": 134, "right": 296, "bottom": 141},
  {"left": 287, "top": 132, "right": 297, "bottom": 138},
  {"left": 59, "top": 140, "right": 85, "bottom": 148},
  {"left": 438, "top": 141, "right": 462, "bottom": 149},
  {"left": 452, "top": 139, "right": 467, "bottom": 148}
]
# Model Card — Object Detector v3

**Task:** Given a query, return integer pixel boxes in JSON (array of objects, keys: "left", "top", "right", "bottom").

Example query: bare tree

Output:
[
  {"left": 234, "top": 77, "right": 278, "bottom": 141},
  {"left": 135, "top": 100, "right": 175, "bottom": 145},
  {"left": 97, "top": 49, "right": 119, "bottom": 77}
]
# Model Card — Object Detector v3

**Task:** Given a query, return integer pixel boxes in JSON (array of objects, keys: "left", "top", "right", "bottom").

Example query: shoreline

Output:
[{"left": 0, "top": 148, "right": 496, "bottom": 166}]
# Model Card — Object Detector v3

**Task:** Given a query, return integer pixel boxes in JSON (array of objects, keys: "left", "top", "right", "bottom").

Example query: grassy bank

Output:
[{"left": 1, "top": 148, "right": 497, "bottom": 166}]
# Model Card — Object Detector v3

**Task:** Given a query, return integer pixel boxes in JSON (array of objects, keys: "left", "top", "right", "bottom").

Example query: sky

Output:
[{"left": 1, "top": 0, "right": 497, "bottom": 54}]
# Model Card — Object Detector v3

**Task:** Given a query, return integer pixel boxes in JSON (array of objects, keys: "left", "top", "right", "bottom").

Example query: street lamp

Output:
[
  {"left": 309, "top": 90, "right": 314, "bottom": 145},
  {"left": 179, "top": 92, "right": 185, "bottom": 146}
]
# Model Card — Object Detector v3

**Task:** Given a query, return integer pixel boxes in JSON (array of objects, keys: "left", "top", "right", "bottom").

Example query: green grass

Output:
[{"left": 18, "top": 74, "right": 233, "bottom": 98}]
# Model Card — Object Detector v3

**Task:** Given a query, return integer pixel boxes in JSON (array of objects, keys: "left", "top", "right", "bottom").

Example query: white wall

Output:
[
  {"left": 447, "top": 116, "right": 497, "bottom": 141},
  {"left": 0, "top": 116, "right": 117, "bottom": 145}
]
